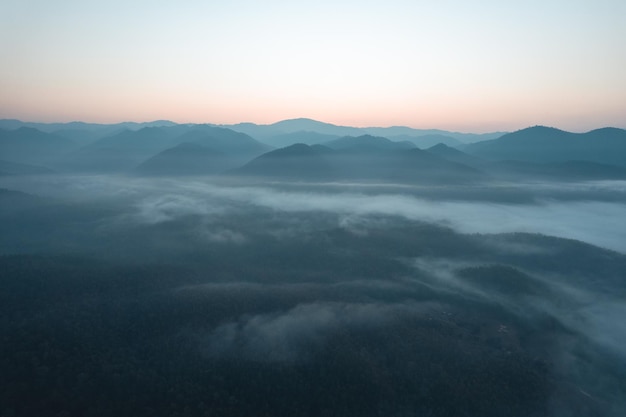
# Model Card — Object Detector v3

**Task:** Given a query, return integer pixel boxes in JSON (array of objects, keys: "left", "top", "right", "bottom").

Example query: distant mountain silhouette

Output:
[
  {"left": 426, "top": 143, "right": 485, "bottom": 168},
  {"left": 227, "top": 118, "right": 360, "bottom": 139},
  {"left": 0, "top": 119, "right": 176, "bottom": 134},
  {"left": 261, "top": 131, "right": 340, "bottom": 147},
  {"left": 378, "top": 148, "right": 487, "bottom": 184},
  {"left": 59, "top": 126, "right": 190, "bottom": 172},
  {"left": 465, "top": 126, "right": 626, "bottom": 166},
  {"left": 176, "top": 127, "right": 270, "bottom": 156},
  {"left": 431, "top": 140, "right": 626, "bottom": 181},
  {"left": 392, "top": 134, "right": 463, "bottom": 149},
  {"left": 225, "top": 118, "right": 505, "bottom": 143},
  {"left": 0, "top": 127, "right": 77, "bottom": 165},
  {"left": 232, "top": 143, "right": 486, "bottom": 184},
  {"left": 134, "top": 143, "right": 229, "bottom": 176},
  {"left": 60, "top": 125, "right": 269, "bottom": 173},
  {"left": 269, "top": 118, "right": 359, "bottom": 135},
  {"left": 486, "top": 160, "right": 626, "bottom": 181},
  {"left": 361, "top": 127, "right": 505, "bottom": 144},
  {"left": 323, "top": 135, "right": 415, "bottom": 151},
  {"left": 51, "top": 128, "right": 113, "bottom": 145},
  {"left": 6, "top": 120, "right": 626, "bottom": 181},
  {"left": 232, "top": 143, "right": 335, "bottom": 180}
]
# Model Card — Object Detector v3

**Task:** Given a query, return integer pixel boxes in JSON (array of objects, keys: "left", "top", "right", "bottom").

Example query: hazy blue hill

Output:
[
  {"left": 227, "top": 118, "right": 360, "bottom": 139},
  {"left": 223, "top": 122, "right": 269, "bottom": 139},
  {"left": 1, "top": 118, "right": 506, "bottom": 152},
  {"left": 428, "top": 140, "right": 626, "bottom": 181},
  {"left": 232, "top": 143, "right": 336, "bottom": 180},
  {"left": 555, "top": 160, "right": 626, "bottom": 177},
  {"left": 487, "top": 159, "right": 626, "bottom": 181},
  {"left": 465, "top": 126, "right": 626, "bottom": 166},
  {"left": 269, "top": 118, "right": 360, "bottom": 136},
  {"left": 0, "top": 119, "right": 32, "bottom": 130},
  {"left": 322, "top": 145, "right": 483, "bottom": 184},
  {"left": 0, "top": 159, "right": 55, "bottom": 175},
  {"left": 176, "top": 126, "right": 271, "bottom": 155},
  {"left": 0, "top": 127, "right": 77, "bottom": 165},
  {"left": 90, "top": 125, "right": 191, "bottom": 150},
  {"left": 389, "top": 134, "right": 463, "bottom": 148},
  {"left": 262, "top": 131, "right": 339, "bottom": 147},
  {"left": 134, "top": 142, "right": 228, "bottom": 176},
  {"left": 323, "top": 134, "right": 415, "bottom": 151},
  {"left": 58, "top": 127, "right": 190, "bottom": 172},
  {"left": 383, "top": 148, "right": 488, "bottom": 184},
  {"left": 426, "top": 143, "right": 485, "bottom": 168},
  {"left": 59, "top": 125, "right": 267, "bottom": 173},
  {"left": 225, "top": 118, "right": 505, "bottom": 143},
  {"left": 363, "top": 127, "right": 506, "bottom": 143},
  {"left": 433, "top": 138, "right": 626, "bottom": 181},
  {"left": 0, "top": 119, "right": 177, "bottom": 133},
  {"left": 51, "top": 128, "right": 112, "bottom": 145},
  {"left": 310, "top": 144, "right": 335, "bottom": 154},
  {"left": 232, "top": 142, "right": 486, "bottom": 184}
]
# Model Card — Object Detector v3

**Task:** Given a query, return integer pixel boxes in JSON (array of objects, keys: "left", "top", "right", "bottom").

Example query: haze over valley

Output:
[
  {"left": 3, "top": 1, "right": 626, "bottom": 415},
  {"left": 2, "top": 117, "right": 626, "bottom": 417}
]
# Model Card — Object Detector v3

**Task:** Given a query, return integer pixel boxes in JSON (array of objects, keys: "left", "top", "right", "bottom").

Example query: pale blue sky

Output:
[{"left": 1, "top": 0, "right": 625, "bottom": 131}]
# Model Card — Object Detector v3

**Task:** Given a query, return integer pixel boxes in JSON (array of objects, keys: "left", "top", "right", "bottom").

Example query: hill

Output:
[
  {"left": 232, "top": 143, "right": 336, "bottom": 180},
  {"left": 225, "top": 118, "right": 505, "bottom": 143},
  {"left": 232, "top": 143, "right": 486, "bottom": 184},
  {"left": 390, "top": 134, "right": 463, "bottom": 149},
  {"left": 465, "top": 126, "right": 626, "bottom": 166},
  {"left": 426, "top": 143, "right": 485, "bottom": 168},
  {"left": 175, "top": 127, "right": 270, "bottom": 156},
  {"left": 261, "top": 131, "right": 340, "bottom": 147},
  {"left": 323, "top": 135, "right": 415, "bottom": 151},
  {"left": 486, "top": 160, "right": 626, "bottom": 181},
  {"left": 134, "top": 143, "right": 229, "bottom": 176},
  {"left": 60, "top": 125, "right": 269, "bottom": 173},
  {"left": 0, "top": 127, "right": 77, "bottom": 165}
]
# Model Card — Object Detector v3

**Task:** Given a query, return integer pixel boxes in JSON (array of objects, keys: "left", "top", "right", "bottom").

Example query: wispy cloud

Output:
[{"left": 204, "top": 301, "right": 436, "bottom": 363}]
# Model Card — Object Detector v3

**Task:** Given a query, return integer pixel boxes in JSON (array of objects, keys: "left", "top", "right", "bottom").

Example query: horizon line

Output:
[{"left": 3, "top": 116, "right": 626, "bottom": 135}]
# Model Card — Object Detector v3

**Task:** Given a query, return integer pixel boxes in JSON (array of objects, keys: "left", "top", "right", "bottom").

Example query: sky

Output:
[{"left": 1, "top": 0, "right": 625, "bottom": 132}]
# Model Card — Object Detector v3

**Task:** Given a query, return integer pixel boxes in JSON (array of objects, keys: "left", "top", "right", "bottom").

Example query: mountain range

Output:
[
  {"left": 233, "top": 142, "right": 487, "bottom": 184},
  {"left": 134, "top": 142, "right": 229, "bottom": 176},
  {"left": 465, "top": 126, "right": 626, "bottom": 167},
  {"left": 1, "top": 119, "right": 625, "bottom": 182},
  {"left": 224, "top": 118, "right": 504, "bottom": 147},
  {"left": 57, "top": 125, "right": 271, "bottom": 173}
]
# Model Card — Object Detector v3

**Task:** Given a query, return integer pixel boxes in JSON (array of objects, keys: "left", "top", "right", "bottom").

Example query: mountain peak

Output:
[
  {"left": 513, "top": 125, "right": 567, "bottom": 135},
  {"left": 232, "top": 143, "right": 334, "bottom": 180},
  {"left": 264, "top": 143, "right": 318, "bottom": 157},
  {"left": 465, "top": 125, "right": 626, "bottom": 166}
]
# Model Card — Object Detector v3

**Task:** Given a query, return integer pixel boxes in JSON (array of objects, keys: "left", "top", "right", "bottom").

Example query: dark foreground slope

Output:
[{"left": 0, "top": 178, "right": 625, "bottom": 417}]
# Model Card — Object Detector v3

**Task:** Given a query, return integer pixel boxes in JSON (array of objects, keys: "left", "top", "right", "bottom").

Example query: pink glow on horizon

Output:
[
  {"left": 2, "top": 90, "right": 623, "bottom": 133},
  {"left": 1, "top": 0, "right": 625, "bottom": 134}
]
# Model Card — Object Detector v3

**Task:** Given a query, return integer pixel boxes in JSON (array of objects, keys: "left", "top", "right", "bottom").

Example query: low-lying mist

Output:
[
  {"left": 3, "top": 175, "right": 626, "bottom": 252},
  {"left": 1, "top": 174, "right": 625, "bottom": 417}
]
